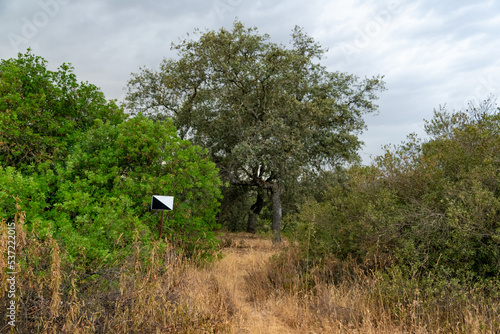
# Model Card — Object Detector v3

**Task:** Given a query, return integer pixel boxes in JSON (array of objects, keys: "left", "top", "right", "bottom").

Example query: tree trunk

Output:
[
  {"left": 246, "top": 213, "right": 257, "bottom": 234},
  {"left": 246, "top": 192, "right": 263, "bottom": 233},
  {"left": 271, "top": 183, "right": 283, "bottom": 243}
]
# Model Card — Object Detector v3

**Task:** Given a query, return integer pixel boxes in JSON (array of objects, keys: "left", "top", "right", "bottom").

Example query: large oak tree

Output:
[{"left": 125, "top": 22, "right": 385, "bottom": 242}]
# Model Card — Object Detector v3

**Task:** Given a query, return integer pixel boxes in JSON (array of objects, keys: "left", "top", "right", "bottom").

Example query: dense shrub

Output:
[
  {"left": 0, "top": 166, "right": 51, "bottom": 229},
  {"left": 0, "top": 51, "right": 125, "bottom": 169},
  {"left": 290, "top": 100, "right": 500, "bottom": 283},
  {"left": 0, "top": 53, "right": 223, "bottom": 268},
  {"left": 0, "top": 116, "right": 223, "bottom": 267},
  {"left": 289, "top": 165, "right": 399, "bottom": 266},
  {"left": 52, "top": 115, "right": 222, "bottom": 264}
]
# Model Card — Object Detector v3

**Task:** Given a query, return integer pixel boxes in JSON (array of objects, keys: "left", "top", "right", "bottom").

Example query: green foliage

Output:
[
  {"left": 0, "top": 51, "right": 125, "bottom": 170},
  {"left": 0, "top": 165, "right": 53, "bottom": 236},
  {"left": 289, "top": 166, "right": 399, "bottom": 263},
  {"left": 290, "top": 98, "right": 500, "bottom": 283},
  {"left": 125, "top": 21, "right": 385, "bottom": 240},
  {"left": 52, "top": 115, "right": 223, "bottom": 264},
  {"left": 0, "top": 53, "right": 223, "bottom": 269},
  {"left": 0, "top": 115, "right": 222, "bottom": 267}
]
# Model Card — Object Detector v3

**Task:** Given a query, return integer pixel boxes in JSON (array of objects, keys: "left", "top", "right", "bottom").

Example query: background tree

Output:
[
  {"left": 125, "top": 21, "right": 385, "bottom": 241},
  {"left": 217, "top": 185, "right": 265, "bottom": 233}
]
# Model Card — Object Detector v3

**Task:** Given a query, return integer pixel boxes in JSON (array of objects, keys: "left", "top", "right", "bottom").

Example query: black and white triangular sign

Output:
[{"left": 151, "top": 195, "right": 174, "bottom": 211}]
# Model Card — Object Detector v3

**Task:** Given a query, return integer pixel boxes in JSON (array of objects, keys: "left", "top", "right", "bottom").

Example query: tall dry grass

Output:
[
  {"left": 1, "top": 206, "right": 499, "bottom": 333},
  {"left": 0, "top": 205, "right": 231, "bottom": 333},
  {"left": 230, "top": 234, "right": 500, "bottom": 333}
]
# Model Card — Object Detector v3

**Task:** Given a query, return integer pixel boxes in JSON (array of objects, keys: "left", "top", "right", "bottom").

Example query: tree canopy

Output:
[{"left": 126, "top": 22, "right": 385, "bottom": 241}]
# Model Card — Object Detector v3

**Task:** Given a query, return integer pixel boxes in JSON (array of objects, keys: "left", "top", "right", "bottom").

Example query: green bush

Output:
[
  {"left": 52, "top": 115, "right": 222, "bottom": 265},
  {"left": 0, "top": 51, "right": 125, "bottom": 170},
  {"left": 0, "top": 52, "right": 223, "bottom": 268},
  {"left": 290, "top": 99, "right": 500, "bottom": 283},
  {"left": 0, "top": 165, "right": 52, "bottom": 237},
  {"left": 289, "top": 165, "right": 399, "bottom": 265}
]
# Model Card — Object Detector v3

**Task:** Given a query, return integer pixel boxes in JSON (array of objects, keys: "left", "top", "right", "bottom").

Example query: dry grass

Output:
[
  {"left": 202, "top": 232, "right": 500, "bottom": 333},
  {"left": 0, "top": 206, "right": 231, "bottom": 333},
  {"left": 1, "top": 207, "right": 499, "bottom": 333}
]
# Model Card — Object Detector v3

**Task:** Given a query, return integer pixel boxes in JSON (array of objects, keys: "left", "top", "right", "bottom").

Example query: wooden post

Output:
[{"left": 159, "top": 211, "right": 164, "bottom": 240}]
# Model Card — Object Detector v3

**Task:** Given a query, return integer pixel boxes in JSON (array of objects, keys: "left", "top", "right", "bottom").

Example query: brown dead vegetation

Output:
[{"left": 1, "top": 214, "right": 499, "bottom": 333}]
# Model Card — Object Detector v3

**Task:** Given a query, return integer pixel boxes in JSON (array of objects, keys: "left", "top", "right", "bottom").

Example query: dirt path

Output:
[
  {"left": 211, "top": 233, "right": 293, "bottom": 333},
  {"left": 180, "top": 232, "right": 299, "bottom": 333}
]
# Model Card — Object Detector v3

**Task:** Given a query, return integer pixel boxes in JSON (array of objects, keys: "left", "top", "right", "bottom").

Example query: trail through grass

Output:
[{"left": 181, "top": 233, "right": 295, "bottom": 333}]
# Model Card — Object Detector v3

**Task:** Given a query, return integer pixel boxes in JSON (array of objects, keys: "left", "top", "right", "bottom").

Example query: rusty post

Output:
[{"left": 159, "top": 210, "right": 164, "bottom": 240}]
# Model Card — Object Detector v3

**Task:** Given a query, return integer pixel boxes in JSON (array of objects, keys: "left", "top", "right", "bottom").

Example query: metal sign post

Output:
[{"left": 151, "top": 195, "right": 174, "bottom": 239}]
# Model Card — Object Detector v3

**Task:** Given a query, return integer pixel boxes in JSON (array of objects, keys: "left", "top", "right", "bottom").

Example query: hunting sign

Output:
[{"left": 151, "top": 195, "right": 174, "bottom": 211}]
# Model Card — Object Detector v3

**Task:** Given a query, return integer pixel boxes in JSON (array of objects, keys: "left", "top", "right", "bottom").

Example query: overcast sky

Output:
[{"left": 1, "top": 0, "right": 499, "bottom": 164}]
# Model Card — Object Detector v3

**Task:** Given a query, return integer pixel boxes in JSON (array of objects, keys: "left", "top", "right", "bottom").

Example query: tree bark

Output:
[
  {"left": 246, "top": 192, "right": 264, "bottom": 233},
  {"left": 271, "top": 183, "right": 283, "bottom": 243},
  {"left": 246, "top": 213, "right": 257, "bottom": 234}
]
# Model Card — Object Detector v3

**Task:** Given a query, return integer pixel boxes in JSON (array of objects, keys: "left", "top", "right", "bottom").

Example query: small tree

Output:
[{"left": 125, "top": 22, "right": 385, "bottom": 241}]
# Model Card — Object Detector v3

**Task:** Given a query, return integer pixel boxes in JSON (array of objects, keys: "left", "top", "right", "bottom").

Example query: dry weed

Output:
[{"left": 1, "top": 215, "right": 498, "bottom": 334}]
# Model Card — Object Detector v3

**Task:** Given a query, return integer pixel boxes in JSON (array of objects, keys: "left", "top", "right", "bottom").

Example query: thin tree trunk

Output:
[
  {"left": 271, "top": 184, "right": 282, "bottom": 243},
  {"left": 246, "top": 192, "right": 264, "bottom": 233},
  {"left": 246, "top": 213, "right": 257, "bottom": 234}
]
